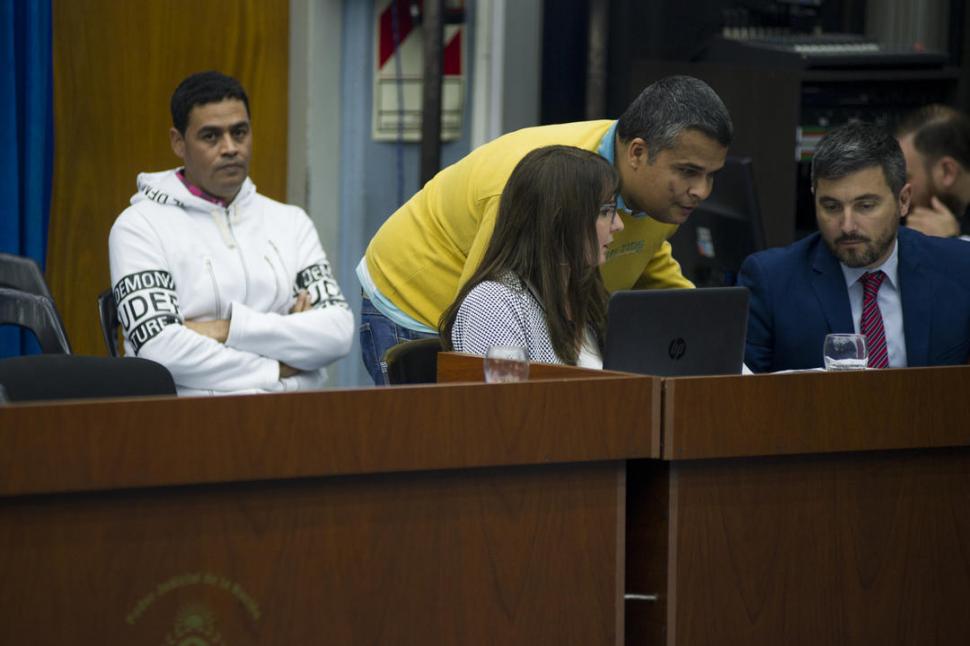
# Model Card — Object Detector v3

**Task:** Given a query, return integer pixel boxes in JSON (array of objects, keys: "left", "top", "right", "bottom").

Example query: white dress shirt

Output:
[{"left": 840, "top": 239, "right": 908, "bottom": 367}]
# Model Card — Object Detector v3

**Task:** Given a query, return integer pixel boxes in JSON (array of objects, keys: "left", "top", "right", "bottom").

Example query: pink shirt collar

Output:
[{"left": 176, "top": 169, "right": 230, "bottom": 208}]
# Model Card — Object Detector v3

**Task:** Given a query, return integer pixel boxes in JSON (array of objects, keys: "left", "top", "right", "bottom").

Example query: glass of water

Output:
[
  {"left": 823, "top": 333, "right": 868, "bottom": 371},
  {"left": 484, "top": 346, "right": 530, "bottom": 383}
]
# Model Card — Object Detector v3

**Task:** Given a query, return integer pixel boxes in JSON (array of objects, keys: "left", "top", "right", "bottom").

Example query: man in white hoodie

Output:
[{"left": 109, "top": 71, "right": 353, "bottom": 395}]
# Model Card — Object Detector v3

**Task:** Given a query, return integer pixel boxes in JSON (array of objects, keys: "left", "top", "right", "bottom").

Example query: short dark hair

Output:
[
  {"left": 170, "top": 71, "right": 250, "bottom": 134},
  {"left": 616, "top": 75, "right": 733, "bottom": 160},
  {"left": 812, "top": 121, "right": 907, "bottom": 195},
  {"left": 896, "top": 104, "right": 970, "bottom": 169},
  {"left": 439, "top": 145, "right": 618, "bottom": 364}
]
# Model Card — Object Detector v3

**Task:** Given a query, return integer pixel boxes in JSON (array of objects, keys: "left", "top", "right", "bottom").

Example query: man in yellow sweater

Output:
[{"left": 358, "top": 75, "right": 733, "bottom": 384}]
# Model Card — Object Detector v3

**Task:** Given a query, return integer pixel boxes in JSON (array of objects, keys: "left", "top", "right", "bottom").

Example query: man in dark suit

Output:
[{"left": 738, "top": 121, "right": 970, "bottom": 373}]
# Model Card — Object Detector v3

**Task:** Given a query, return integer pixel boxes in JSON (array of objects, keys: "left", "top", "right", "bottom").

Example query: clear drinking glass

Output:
[
  {"left": 483, "top": 346, "right": 529, "bottom": 383},
  {"left": 823, "top": 333, "right": 868, "bottom": 371}
]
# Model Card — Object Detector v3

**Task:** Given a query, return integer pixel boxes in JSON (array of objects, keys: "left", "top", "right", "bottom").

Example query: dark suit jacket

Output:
[{"left": 737, "top": 227, "right": 970, "bottom": 372}]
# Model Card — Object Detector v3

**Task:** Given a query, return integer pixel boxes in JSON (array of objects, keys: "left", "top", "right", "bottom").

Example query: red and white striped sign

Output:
[{"left": 372, "top": 0, "right": 465, "bottom": 142}]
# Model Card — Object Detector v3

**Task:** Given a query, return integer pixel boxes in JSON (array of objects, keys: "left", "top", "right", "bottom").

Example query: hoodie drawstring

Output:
[{"left": 211, "top": 210, "right": 236, "bottom": 249}]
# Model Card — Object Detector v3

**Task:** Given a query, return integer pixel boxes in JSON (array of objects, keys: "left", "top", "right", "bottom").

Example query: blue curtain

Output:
[{"left": 0, "top": 0, "right": 53, "bottom": 357}]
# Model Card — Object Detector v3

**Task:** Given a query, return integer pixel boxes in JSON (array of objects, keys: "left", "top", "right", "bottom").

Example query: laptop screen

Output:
[{"left": 603, "top": 287, "right": 749, "bottom": 377}]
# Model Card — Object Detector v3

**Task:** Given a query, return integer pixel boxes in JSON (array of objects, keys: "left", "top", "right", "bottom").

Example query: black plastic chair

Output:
[
  {"left": 0, "top": 253, "right": 71, "bottom": 342},
  {"left": 0, "top": 355, "right": 176, "bottom": 402},
  {"left": 384, "top": 338, "right": 443, "bottom": 385},
  {"left": 0, "top": 252, "right": 52, "bottom": 299},
  {"left": 0, "top": 287, "right": 71, "bottom": 354},
  {"left": 97, "top": 288, "right": 121, "bottom": 357}
]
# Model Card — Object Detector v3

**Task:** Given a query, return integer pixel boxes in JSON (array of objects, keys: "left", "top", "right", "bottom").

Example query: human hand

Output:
[
  {"left": 289, "top": 290, "right": 312, "bottom": 314},
  {"left": 279, "top": 362, "right": 300, "bottom": 378},
  {"left": 906, "top": 196, "right": 960, "bottom": 238},
  {"left": 184, "top": 319, "right": 230, "bottom": 343}
]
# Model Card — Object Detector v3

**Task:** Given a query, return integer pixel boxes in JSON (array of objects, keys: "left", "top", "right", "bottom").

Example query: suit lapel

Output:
[
  {"left": 897, "top": 229, "right": 931, "bottom": 365},
  {"left": 810, "top": 238, "right": 854, "bottom": 333}
]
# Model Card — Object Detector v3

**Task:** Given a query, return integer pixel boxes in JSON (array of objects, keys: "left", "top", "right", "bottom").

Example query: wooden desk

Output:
[
  {"left": 627, "top": 366, "right": 970, "bottom": 645},
  {"left": 4, "top": 355, "right": 969, "bottom": 644},
  {"left": 0, "top": 360, "right": 657, "bottom": 645}
]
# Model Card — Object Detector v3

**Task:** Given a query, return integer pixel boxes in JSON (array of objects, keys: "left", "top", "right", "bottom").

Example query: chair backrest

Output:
[
  {"left": 0, "top": 288, "right": 71, "bottom": 354},
  {"left": 0, "top": 355, "right": 176, "bottom": 402},
  {"left": 384, "top": 338, "right": 443, "bottom": 385},
  {"left": 0, "top": 253, "right": 52, "bottom": 299},
  {"left": 97, "top": 288, "right": 120, "bottom": 357}
]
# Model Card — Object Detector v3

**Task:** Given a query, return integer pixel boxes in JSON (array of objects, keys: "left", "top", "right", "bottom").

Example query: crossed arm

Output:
[{"left": 184, "top": 291, "right": 313, "bottom": 378}]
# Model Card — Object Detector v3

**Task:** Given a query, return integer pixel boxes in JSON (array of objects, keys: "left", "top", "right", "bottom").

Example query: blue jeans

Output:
[{"left": 359, "top": 296, "right": 438, "bottom": 385}]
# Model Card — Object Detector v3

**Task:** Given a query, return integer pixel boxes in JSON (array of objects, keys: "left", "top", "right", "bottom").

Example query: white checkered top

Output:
[{"left": 451, "top": 273, "right": 566, "bottom": 364}]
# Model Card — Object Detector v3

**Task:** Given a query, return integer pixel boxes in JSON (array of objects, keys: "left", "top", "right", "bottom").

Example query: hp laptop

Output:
[{"left": 603, "top": 287, "right": 749, "bottom": 377}]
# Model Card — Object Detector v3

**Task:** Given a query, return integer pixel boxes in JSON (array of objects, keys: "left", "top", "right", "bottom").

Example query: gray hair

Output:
[
  {"left": 616, "top": 76, "right": 733, "bottom": 161},
  {"left": 812, "top": 121, "right": 906, "bottom": 195}
]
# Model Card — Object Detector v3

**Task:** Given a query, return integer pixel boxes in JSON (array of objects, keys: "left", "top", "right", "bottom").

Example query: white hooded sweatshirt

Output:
[{"left": 108, "top": 169, "right": 354, "bottom": 396}]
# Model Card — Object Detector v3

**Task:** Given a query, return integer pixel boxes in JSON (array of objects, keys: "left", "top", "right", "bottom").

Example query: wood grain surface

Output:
[
  {"left": 436, "top": 351, "right": 641, "bottom": 383},
  {"left": 48, "top": 0, "right": 289, "bottom": 356},
  {"left": 650, "top": 448, "right": 970, "bottom": 645},
  {"left": 0, "top": 376, "right": 658, "bottom": 496},
  {"left": 663, "top": 365, "right": 970, "bottom": 459},
  {"left": 436, "top": 353, "right": 662, "bottom": 456},
  {"left": 0, "top": 460, "right": 625, "bottom": 645}
]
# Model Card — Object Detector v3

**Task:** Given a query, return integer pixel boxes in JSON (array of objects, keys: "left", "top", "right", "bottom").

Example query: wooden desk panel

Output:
[
  {"left": 0, "top": 462, "right": 624, "bottom": 645},
  {"left": 652, "top": 448, "right": 970, "bottom": 645},
  {"left": 0, "top": 373, "right": 651, "bottom": 643},
  {"left": 436, "top": 352, "right": 634, "bottom": 383},
  {"left": 663, "top": 366, "right": 970, "bottom": 459},
  {"left": 625, "top": 366, "right": 970, "bottom": 645},
  {"left": 0, "top": 374, "right": 658, "bottom": 496},
  {"left": 436, "top": 353, "right": 661, "bottom": 459}
]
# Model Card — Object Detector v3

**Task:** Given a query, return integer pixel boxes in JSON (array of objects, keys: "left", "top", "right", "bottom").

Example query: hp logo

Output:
[{"left": 668, "top": 338, "right": 687, "bottom": 360}]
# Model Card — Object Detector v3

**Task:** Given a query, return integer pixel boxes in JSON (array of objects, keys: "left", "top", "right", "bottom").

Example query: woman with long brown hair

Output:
[{"left": 439, "top": 145, "right": 622, "bottom": 366}]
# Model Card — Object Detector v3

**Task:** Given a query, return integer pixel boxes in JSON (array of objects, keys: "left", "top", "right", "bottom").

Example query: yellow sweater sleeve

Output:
[{"left": 600, "top": 214, "right": 692, "bottom": 292}]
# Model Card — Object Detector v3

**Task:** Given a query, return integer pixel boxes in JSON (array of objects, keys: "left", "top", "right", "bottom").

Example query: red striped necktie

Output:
[{"left": 860, "top": 271, "right": 889, "bottom": 368}]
